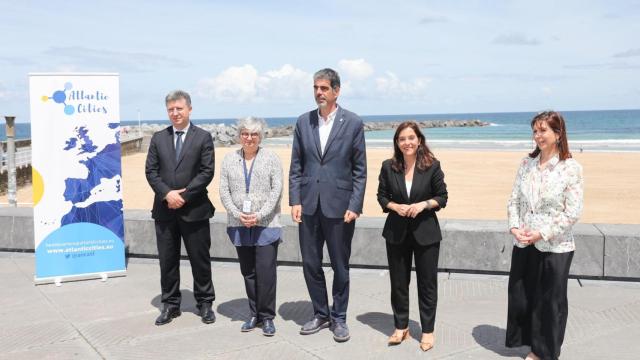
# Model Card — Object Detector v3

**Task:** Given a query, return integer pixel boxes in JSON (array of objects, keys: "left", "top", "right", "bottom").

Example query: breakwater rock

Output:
[{"left": 123, "top": 119, "right": 488, "bottom": 147}]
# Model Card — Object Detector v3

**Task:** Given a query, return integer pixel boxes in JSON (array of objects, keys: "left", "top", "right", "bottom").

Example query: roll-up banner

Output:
[{"left": 29, "top": 73, "right": 126, "bottom": 284}]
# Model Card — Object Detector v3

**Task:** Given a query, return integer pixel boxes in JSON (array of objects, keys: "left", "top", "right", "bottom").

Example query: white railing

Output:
[{"left": 0, "top": 146, "right": 31, "bottom": 172}]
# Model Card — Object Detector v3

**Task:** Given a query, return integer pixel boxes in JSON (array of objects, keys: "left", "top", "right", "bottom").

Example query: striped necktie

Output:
[{"left": 175, "top": 131, "right": 184, "bottom": 160}]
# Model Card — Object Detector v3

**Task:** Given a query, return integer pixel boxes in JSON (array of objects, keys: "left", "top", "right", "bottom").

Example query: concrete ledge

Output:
[
  {"left": 597, "top": 223, "right": 640, "bottom": 277},
  {"left": 1, "top": 207, "right": 638, "bottom": 279},
  {"left": 441, "top": 219, "right": 513, "bottom": 272}
]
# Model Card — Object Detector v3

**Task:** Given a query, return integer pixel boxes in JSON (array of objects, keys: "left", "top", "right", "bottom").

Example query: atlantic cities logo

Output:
[{"left": 41, "top": 82, "right": 109, "bottom": 116}]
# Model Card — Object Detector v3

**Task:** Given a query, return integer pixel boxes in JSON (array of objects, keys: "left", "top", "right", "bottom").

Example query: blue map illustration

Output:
[{"left": 61, "top": 124, "right": 124, "bottom": 241}]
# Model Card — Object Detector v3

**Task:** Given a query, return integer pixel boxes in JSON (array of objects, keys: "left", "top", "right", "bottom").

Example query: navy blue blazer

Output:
[
  {"left": 377, "top": 159, "right": 448, "bottom": 245},
  {"left": 145, "top": 124, "right": 215, "bottom": 222},
  {"left": 289, "top": 106, "right": 367, "bottom": 218}
]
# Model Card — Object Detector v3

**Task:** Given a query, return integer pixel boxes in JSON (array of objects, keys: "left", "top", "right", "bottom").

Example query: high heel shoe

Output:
[
  {"left": 419, "top": 333, "right": 434, "bottom": 352},
  {"left": 387, "top": 328, "right": 410, "bottom": 345}
]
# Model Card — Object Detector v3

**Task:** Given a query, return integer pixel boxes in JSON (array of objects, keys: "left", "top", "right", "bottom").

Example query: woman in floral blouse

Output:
[{"left": 505, "top": 111, "right": 584, "bottom": 360}]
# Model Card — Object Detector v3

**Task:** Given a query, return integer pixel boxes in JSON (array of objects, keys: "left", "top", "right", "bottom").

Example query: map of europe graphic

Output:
[{"left": 61, "top": 123, "right": 124, "bottom": 241}]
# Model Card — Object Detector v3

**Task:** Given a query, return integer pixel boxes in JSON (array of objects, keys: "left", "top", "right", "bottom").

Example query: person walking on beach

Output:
[
  {"left": 219, "top": 117, "right": 283, "bottom": 336},
  {"left": 145, "top": 90, "right": 216, "bottom": 326},
  {"left": 289, "top": 68, "right": 367, "bottom": 342},
  {"left": 505, "top": 111, "right": 584, "bottom": 360},
  {"left": 376, "top": 121, "right": 448, "bottom": 352}
]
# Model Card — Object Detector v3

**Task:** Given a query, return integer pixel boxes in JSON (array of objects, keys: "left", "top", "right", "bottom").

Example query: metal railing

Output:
[{"left": 0, "top": 146, "right": 31, "bottom": 172}]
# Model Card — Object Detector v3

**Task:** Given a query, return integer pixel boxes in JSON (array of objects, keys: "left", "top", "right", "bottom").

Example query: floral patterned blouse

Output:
[{"left": 507, "top": 154, "right": 584, "bottom": 253}]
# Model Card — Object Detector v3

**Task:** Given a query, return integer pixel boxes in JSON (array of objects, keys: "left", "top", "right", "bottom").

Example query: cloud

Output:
[
  {"left": 197, "top": 64, "right": 311, "bottom": 103},
  {"left": 492, "top": 33, "right": 541, "bottom": 46},
  {"left": 0, "top": 56, "right": 35, "bottom": 66},
  {"left": 613, "top": 48, "right": 640, "bottom": 58},
  {"left": 197, "top": 62, "right": 433, "bottom": 103},
  {"left": 338, "top": 59, "right": 374, "bottom": 79},
  {"left": 0, "top": 82, "right": 22, "bottom": 101},
  {"left": 457, "top": 73, "right": 572, "bottom": 82},
  {"left": 43, "top": 46, "right": 189, "bottom": 72},
  {"left": 564, "top": 63, "right": 640, "bottom": 70},
  {"left": 563, "top": 63, "right": 608, "bottom": 70},
  {"left": 419, "top": 15, "right": 448, "bottom": 24},
  {"left": 374, "top": 72, "right": 431, "bottom": 99}
]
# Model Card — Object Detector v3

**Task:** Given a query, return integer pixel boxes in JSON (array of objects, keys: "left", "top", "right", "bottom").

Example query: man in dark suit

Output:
[
  {"left": 289, "top": 68, "right": 367, "bottom": 342},
  {"left": 145, "top": 90, "right": 216, "bottom": 325}
]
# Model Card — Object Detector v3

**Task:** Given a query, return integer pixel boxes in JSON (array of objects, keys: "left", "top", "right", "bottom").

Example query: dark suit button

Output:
[{"left": 316, "top": 180, "right": 319, "bottom": 183}]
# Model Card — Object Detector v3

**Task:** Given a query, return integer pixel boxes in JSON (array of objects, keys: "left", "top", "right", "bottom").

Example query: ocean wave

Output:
[{"left": 262, "top": 136, "right": 640, "bottom": 151}]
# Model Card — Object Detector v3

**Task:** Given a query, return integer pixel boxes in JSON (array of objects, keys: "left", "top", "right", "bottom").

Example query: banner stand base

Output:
[{"left": 34, "top": 270, "right": 127, "bottom": 286}]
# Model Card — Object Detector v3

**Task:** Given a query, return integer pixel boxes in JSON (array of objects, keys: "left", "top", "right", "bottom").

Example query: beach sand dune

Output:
[{"left": 3, "top": 147, "right": 639, "bottom": 224}]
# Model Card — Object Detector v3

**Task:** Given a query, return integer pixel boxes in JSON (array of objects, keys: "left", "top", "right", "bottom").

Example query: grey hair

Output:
[
  {"left": 313, "top": 68, "right": 341, "bottom": 90},
  {"left": 165, "top": 90, "right": 192, "bottom": 107},
  {"left": 237, "top": 116, "right": 267, "bottom": 140}
]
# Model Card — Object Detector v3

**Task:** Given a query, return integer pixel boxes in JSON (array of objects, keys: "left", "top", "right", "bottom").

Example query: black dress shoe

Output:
[
  {"left": 262, "top": 319, "right": 276, "bottom": 336},
  {"left": 299, "top": 317, "right": 330, "bottom": 335},
  {"left": 198, "top": 303, "right": 216, "bottom": 324},
  {"left": 331, "top": 322, "right": 350, "bottom": 342},
  {"left": 155, "top": 306, "right": 181, "bottom": 326},
  {"left": 241, "top": 317, "right": 261, "bottom": 332}
]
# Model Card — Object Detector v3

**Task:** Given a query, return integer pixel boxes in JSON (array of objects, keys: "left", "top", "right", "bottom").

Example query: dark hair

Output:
[
  {"left": 528, "top": 111, "right": 572, "bottom": 160},
  {"left": 390, "top": 121, "right": 436, "bottom": 172},
  {"left": 313, "top": 68, "right": 341, "bottom": 90}
]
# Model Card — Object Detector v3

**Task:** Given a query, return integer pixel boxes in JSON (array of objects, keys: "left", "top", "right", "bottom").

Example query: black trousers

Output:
[
  {"left": 506, "top": 245, "right": 574, "bottom": 360},
  {"left": 299, "top": 206, "right": 355, "bottom": 323},
  {"left": 155, "top": 218, "right": 215, "bottom": 307},
  {"left": 386, "top": 234, "right": 440, "bottom": 333},
  {"left": 236, "top": 241, "right": 279, "bottom": 321}
]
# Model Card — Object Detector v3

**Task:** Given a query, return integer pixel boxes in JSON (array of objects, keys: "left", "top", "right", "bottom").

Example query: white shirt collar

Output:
[
  {"left": 318, "top": 105, "right": 338, "bottom": 123},
  {"left": 173, "top": 122, "right": 190, "bottom": 136},
  {"left": 534, "top": 152, "right": 560, "bottom": 169}
]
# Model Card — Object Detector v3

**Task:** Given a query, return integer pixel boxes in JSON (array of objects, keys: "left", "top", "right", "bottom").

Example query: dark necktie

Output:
[{"left": 175, "top": 131, "right": 184, "bottom": 160}]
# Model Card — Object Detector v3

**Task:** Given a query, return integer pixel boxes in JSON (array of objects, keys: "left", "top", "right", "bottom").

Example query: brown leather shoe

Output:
[{"left": 387, "top": 328, "right": 410, "bottom": 345}]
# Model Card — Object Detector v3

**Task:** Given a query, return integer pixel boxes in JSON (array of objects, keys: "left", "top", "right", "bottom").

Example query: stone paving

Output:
[{"left": 1, "top": 252, "right": 639, "bottom": 359}]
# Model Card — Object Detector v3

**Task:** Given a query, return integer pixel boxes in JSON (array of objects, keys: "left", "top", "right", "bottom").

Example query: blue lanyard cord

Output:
[{"left": 242, "top": 148, "right": 258, "bottom": 194}]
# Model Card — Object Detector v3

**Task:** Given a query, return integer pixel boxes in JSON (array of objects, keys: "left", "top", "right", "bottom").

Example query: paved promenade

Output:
[{"left": 1, "top": 252, "right": 639, "bottom": 359}]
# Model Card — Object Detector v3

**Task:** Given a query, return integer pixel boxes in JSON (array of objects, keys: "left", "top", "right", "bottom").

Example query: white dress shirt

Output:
[
  {"left": 173, "top": 122, "right": 190, "bottom": 147},
  {"left": 318, "top": 107, "right": 338, "bottom": 154}
]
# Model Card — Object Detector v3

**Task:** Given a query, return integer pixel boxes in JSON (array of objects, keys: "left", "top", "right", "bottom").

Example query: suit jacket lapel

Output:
[
  {"left": 393, "top": 168, "right": 410, "bottom": 202},
  {"left": 322, "top": 107, "right": 346, "bottom": 158},
  {"left": 310, "top": 111, "right": 322, "bottom": 159},
  {"left": 164, "top": 127, "right": 178, "bottom": 167}
]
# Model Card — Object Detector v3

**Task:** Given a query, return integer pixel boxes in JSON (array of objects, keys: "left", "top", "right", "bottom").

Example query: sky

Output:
[{"left": 1, "top": 0, "right": 639, "bottom": 122}]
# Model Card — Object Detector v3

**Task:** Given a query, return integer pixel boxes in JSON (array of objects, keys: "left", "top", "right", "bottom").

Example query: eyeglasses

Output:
[{"left": 240, "top": 132, "right": 260, "bottom": 139}]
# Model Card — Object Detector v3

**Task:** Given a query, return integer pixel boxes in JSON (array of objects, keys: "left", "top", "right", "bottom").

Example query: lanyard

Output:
[{"left": 242, "top": 148, "right": 258, "bottom": 194}]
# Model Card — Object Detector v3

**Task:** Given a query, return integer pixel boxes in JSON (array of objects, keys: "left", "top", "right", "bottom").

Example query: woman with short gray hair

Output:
[{"left": 219, "top": 117, "right": 283, "bottom": 336}]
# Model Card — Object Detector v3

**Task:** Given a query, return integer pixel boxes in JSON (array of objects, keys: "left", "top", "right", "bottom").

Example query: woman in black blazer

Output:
[{"left": 377, "top": 121, "right": 448, "bottom": 352}]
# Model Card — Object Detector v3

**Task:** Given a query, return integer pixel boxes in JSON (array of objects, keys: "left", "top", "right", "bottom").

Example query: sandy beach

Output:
[{"left": 2, "top": 146, "right": 639, "bottom": 224}]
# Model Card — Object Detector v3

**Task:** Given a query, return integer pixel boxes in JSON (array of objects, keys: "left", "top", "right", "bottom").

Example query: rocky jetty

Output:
[{"left": 123, "top": 119, "right": 488, "bottom": 147}]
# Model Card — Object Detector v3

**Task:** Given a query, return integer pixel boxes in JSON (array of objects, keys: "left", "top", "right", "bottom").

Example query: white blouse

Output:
[{"left": 507, "top": 154, "right": 584, "bottom": 253}]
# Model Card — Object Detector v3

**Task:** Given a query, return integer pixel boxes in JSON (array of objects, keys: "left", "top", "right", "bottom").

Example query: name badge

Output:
[{"left": 242, "top": 199, "right": 252, "bottom": 213}]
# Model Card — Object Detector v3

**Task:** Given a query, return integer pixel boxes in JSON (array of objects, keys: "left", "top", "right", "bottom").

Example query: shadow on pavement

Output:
[
  {"left": 150, "top": 289, "right": 198, "bottom": 314},
  {"left": 356, "top": 311, "right": 422, "bottom": 340},
  {"left": 216, "top": 298, "right": 250, "bottom": 321},
  {"left": 278, "top": 300, "right": 313, "bottom": 326},
  {"left": 471, "top": 324, "right": 528, "bottom": 357}
]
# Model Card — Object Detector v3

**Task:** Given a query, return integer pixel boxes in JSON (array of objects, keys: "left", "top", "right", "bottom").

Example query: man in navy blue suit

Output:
[{"left": 289, "top": 68, "right": 367, "bottom": 342}]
